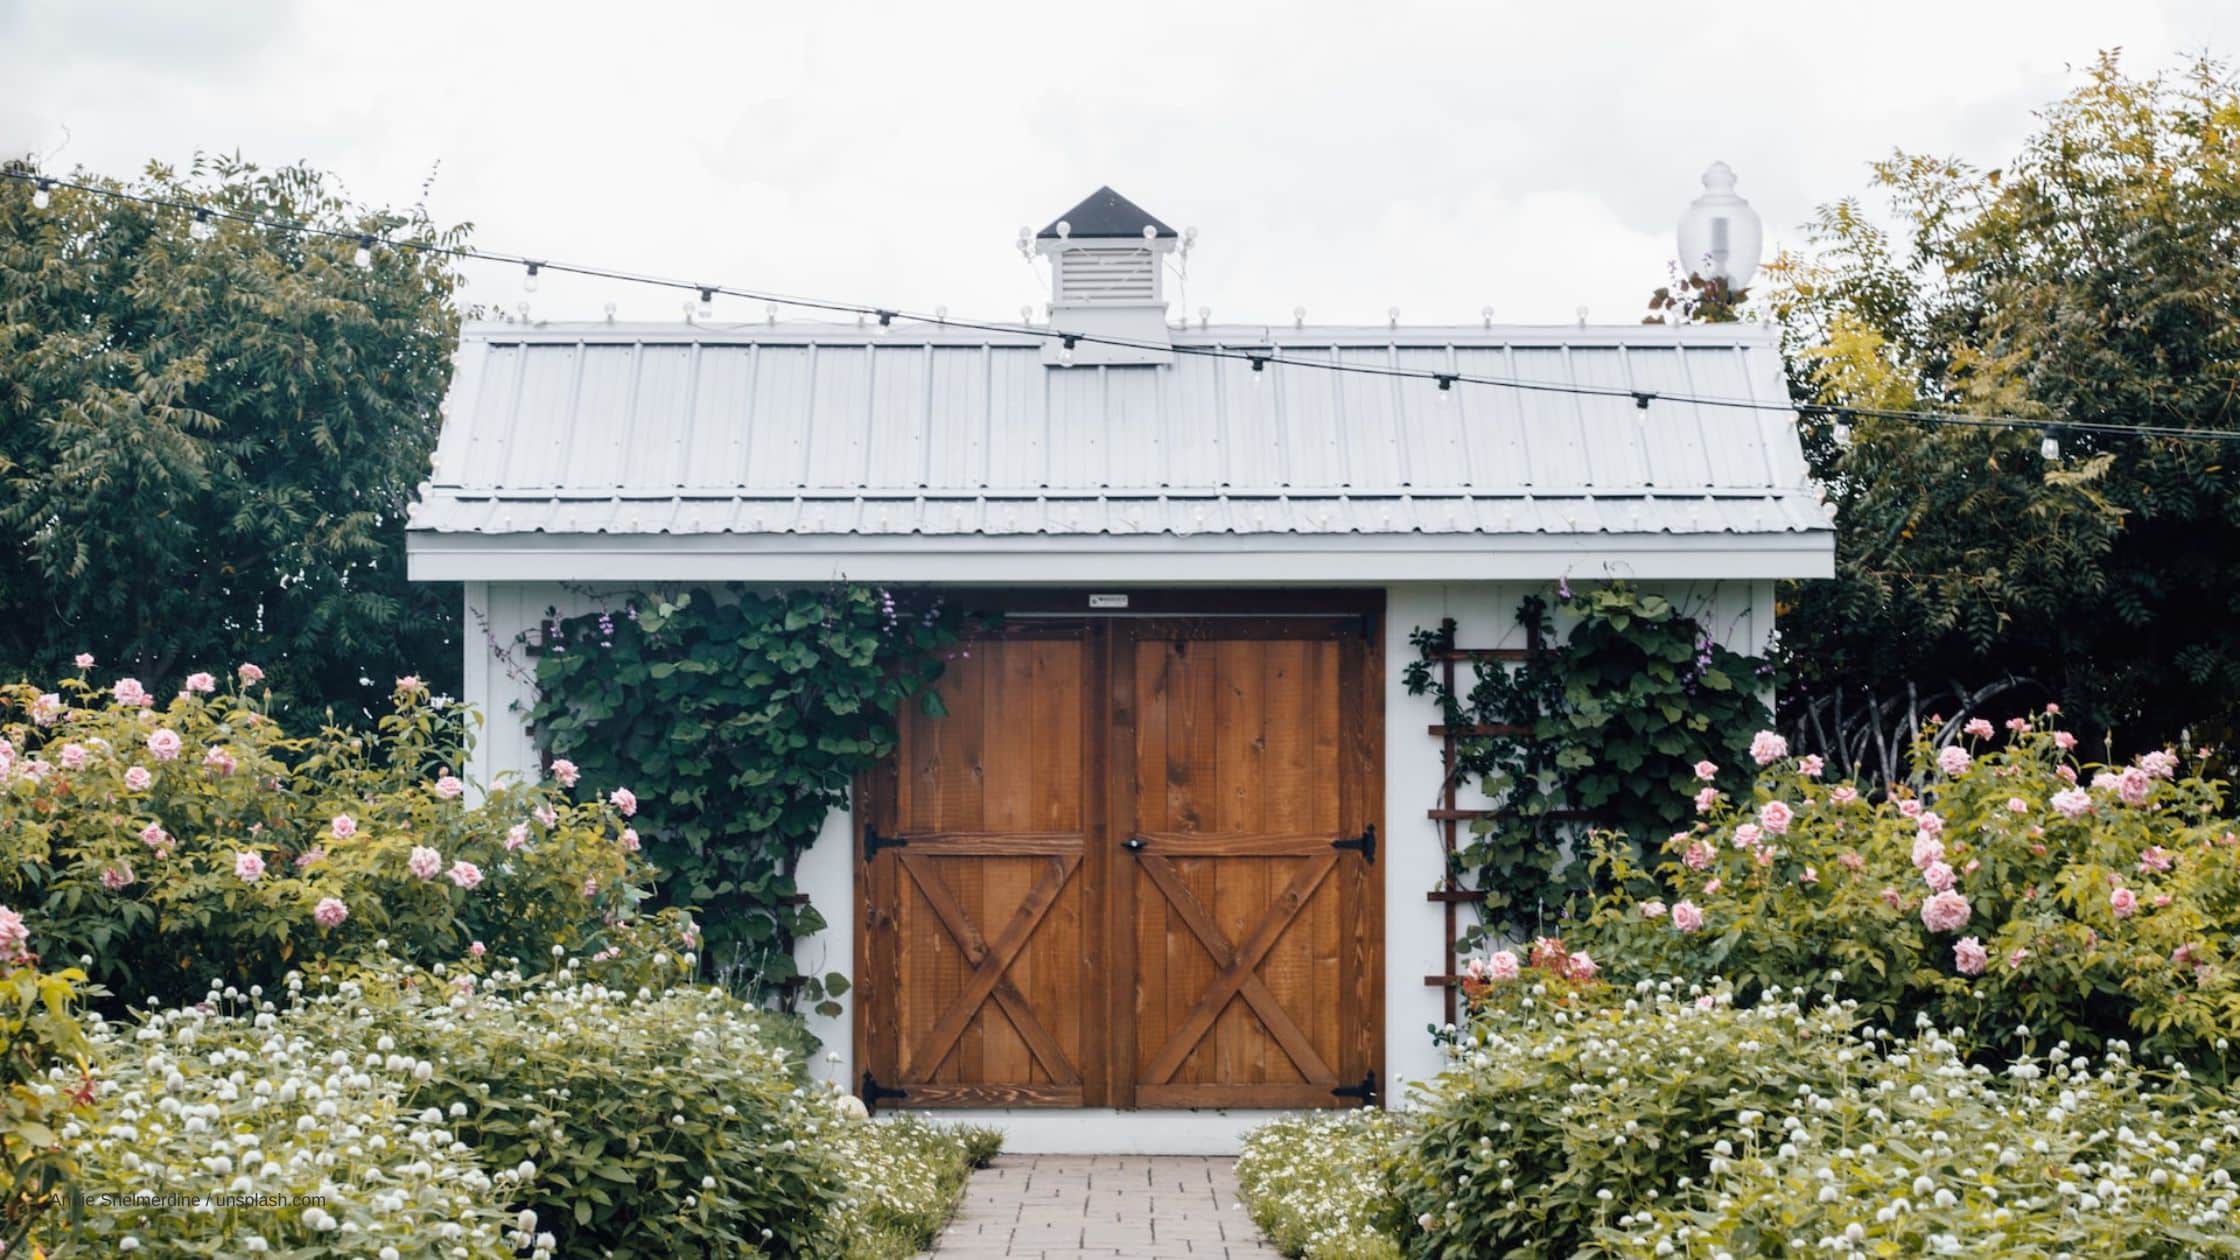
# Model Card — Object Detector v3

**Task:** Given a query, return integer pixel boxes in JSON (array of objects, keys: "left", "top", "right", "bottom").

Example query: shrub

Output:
[
  {"left": 1236, "top": 1109, "right": 1409, "bottom": 1259},
  {"left": 1572, "top": 719, "right": 2240, "bottom": 1067},
  {"left": 57, "top": 982, "right": 519, "bottom": 1256},
  {"left": 287, "top": 960, "right": 863, "bottom": 1258},
  {"left": 1393, "top": 979, "right": 1860, "bottom": 1259},
  {"left": 0, "top": 672, "right": 661, "bottom": 1008},
  {"left": 1, "top": 949, "right": 95, "bottom": 1255},
  {"left": 826, "top": 1114, "right": 1002, "bottom": 1260},
  {"left": 1604, "top": 1027, "right": 2240, "bottom": 1257}
]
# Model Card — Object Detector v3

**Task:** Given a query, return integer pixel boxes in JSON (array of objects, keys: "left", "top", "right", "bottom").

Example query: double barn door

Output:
[{"left": 856, "top": 611, "right": 1382, "bottom": 1110}]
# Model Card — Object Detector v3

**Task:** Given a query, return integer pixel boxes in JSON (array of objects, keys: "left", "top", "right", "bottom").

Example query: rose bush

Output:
[
  {"left": 1572, "top": 718, "right": 2240, "bottom": 1067},
  {"left": 0, "top": 669, "right": 669, "bottom": 1008}
]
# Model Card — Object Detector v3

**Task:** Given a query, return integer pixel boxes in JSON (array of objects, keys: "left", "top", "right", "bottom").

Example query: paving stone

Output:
[{"left": 923, "top": 1155, "right": 1282, "bottom": 1258}]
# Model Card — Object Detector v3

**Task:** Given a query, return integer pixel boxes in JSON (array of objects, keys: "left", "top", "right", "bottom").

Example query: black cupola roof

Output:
[{"left": 1036, "top": 186, "right": 1177, "bottom": 239}]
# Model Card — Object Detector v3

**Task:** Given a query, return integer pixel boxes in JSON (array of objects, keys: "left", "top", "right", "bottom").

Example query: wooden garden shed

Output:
[{"left": 407, "top": 187, "right": 1834, "bottom": 1152}]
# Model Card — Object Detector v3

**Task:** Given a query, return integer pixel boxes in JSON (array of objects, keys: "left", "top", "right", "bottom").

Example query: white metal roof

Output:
[{"left": 406, "top": 320, "right": 1833, "bottom": 583}]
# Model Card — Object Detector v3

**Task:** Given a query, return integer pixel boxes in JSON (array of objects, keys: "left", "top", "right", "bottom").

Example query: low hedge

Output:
[{"left": 1236, "top": 1110, "right": 1408, "bottom": 1260}]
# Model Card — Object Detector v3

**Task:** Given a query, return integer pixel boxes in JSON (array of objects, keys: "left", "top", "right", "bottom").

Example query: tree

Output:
[
  {"left": 1768, "top": 53, "right": 2240, "bottom": 760},
  {"left": 0, "top": 155, "right": 468, "bottom": 722}
]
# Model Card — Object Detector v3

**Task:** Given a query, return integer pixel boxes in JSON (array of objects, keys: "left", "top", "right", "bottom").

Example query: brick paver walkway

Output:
[{"left": 925, "top": 1155, "right": 1283, "bottom": 1259}]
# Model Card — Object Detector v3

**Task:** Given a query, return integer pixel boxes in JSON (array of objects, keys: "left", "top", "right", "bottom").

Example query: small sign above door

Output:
[{"left": 1087, "top": 593, "right": 1130, "bottom": 609}]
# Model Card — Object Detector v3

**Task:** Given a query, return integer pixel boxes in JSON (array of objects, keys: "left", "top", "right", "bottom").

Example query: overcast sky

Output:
[{"left": 3, "top": 1, "right": 2230, "bottom": 329}]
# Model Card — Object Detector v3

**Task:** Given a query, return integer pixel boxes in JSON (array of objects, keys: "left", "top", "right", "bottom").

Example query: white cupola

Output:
[{"left": 1033, "top": 186, "right": 1177, "bottom": 366}]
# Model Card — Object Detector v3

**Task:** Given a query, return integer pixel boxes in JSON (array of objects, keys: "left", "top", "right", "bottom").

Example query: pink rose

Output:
[
  {"left": 1797, "top": 754, "right": 1825, "bottom": 779},
  {"left": 1963, "top": 718, "right": 1995, "bottom": 740},
  {"left": 30, "top": 693, "right": 62, "bottom": 725},
  {"left": 2152, "top": 894, "right": 2172, "bottom": 909},
  {"left": 146, "top": 728, "right": 182, "bottom": 761},
  {"left": 2053, "top": 731, "right": 2076, "bottom": 751},
  {"left": 1563, "top": 951, "right": 1598, "bottom": 981},
  {"left": 582, "top": 877, "right": 599, "bottom": 898},
  {"left": 124, "top": 766, "right": 152, "bottom": 791},
  {"left": 2117, "top": 767, "right": 2151, "bottom": 807},
  {"left": 2007, "top": 947, "right": 2030, "bottom": 969},
  {"left": 1920, "top": 890, "right": 1972, "bottom": 933},
  {"left": 609, "top": 787, "right": 637, "bottom": 817},
  {"left": 0, "top": 905, "right": 27, "bottom": 961},
  {"left": 446, "top": 860, "right": 484, "bottom": 890},
  {"left": 469, "top": 940, "right": 487, "bottom": 958},
  {"left": 1799, "top": 865, "right": 1818, "bottom": 885},
  {"left": 506, "top": 824, "right": 529, "bottom": 851},
  {"left": 1683, "top": 840, "right": 1714, "bottom": 870},
  {"left": 113, "top": 678, "right": 148, "bottom": 707},
  {"left": 2004, "top": 716, "right": 2030, "bottom": 733},
  {"left": 1953, "top": 936, "right": 1988, "bottom": 976},
  {"left": 1639, "top": 900, "right": 1668, "bottom": 919},
  {"left": 100, "top": 864, "right": 134, "bottom": 891},
  {"left": 238, "top": 663, "right": 265, "bottom": 684},
  {"left": 140, "top": 823, "right": 169, "bottom": 850},
  {"left": 433, "top": 774, "right": 465, "bottom": 800},
  {"left": 407, "top": 846, "right": 443, "bottom": 880},
  {"left": 1830, "top": 785, "right": 1860, "bottom": 805},
  {"left": 313, "top": 897, "right": 349, "bottom": 929},
  {"left": 2045, "top": 702, "right": 2062, "bottom": 715},
  {"left": 2139, "top": 846, "right": 2174, "bottom": 874},
  {"left": 295, "top": 847, "right": 325, "bottom": 868},
  {"left": 184, "top": 671, "right": 216, "bottom": 695},
  {"left": 57, "top": 743, "right": 88, "bottom": 771},
  {"left": 1916, "top": 812, "right": 1944, "bottom": 836},
  {"left": 550, "top": 758, "right": 580, "bottom": 788},
  {"left": 1757, "top": 800, "right": 1794, "bottom": 836},
  {"left": 1671, "top": 900, "right": 1704, "bottom": 933},
  {"left": 1922, "top": 860, "right": 1956, "bottom": 893},
  {"left": 1693, "top": 786, "right": 1721, "bottom": 814},
  {"left": 1753, "top": 845, "right": 1777, "bottom": 867},
  {"left": 1838, "top": 850, "right": 1864, "bottom": 870},
  {"left": 2109, "top": 887, "right": 2137, "bottom": 918},
  {"left": 1733, "top": 823, "right": 1763, "bottom": 849},
  {"left": 2051, "top": 788, "right": 2091, "bottom": 818},
  {"left": 395, "top": 675, "right": 424, "bottom": 693},
  {"left": 1898, "top": 799, "right": 1923, "bottom": 819},
  {"left": 1704, "top": 877, "right": 1723, "bottom": 895},
  {"left": 1912, "top": 833, "right": 1945, "bottom": 870},
  {"left": 1487, "top": 950, "right": 1520, "bottom": 981},
  {"left": 1749, "top": 731, "right": 1788, "bottom": 766},
  {"left": 234, "top": 851, "right": 266, "bottom": 882},
  {"left": 74, "top": 652, "right": 95, "bottom": 669},
  {"left": 2003, "top": 797, "right": 2027, "bottom": 814},
  {"left": 1693, "top": 760, "right": 1718, "bottom": 782},
  {"left": 620, "top": 827, "right": 640, "bottom": 852},
  {"left": 330, "top": 814, "right": 358, "bottom": 840},
  {"left": 534, "top": 804, "right": 558, "bottom": 829},
  {"left": 202, "top": 746, "right": 236, "bottom": 776},
  {"left": 2137, "top": 750, "right": 2178, "bottom": 780}
]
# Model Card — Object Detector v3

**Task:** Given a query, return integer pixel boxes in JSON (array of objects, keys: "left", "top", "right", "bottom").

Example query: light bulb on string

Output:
[
  {"left": 1059, "top": 335, "right": 1077, "bottom": 367},
  {"left": 31, "top": 179, "right": 51, "bottom": 210},
  {"left": 352, "top": 236, "right": 375, "bottom": 270},
  {"left": 523, "top": 262, "right": 541, "bottom": 293},
  {"left": 1436, "top": 374, "right": 1456, "bottom": 404},
  {"left": 1249, "top": 355, "right": 1268, "bottom": 388},
  {"left": 2041, "top": 430, "right": 2061, "bottom": 461},
  {"left": 876, "top": 310, "right": 895, "bottom": 335},
  {"left": 1832, "top": 418, "right": 1852, "bottom": 447},
  {"left": 696, "top": 288, "right": 715, "bottom": 320},
  {"left": 189, "top": 208, "right": 215, "bottom": 242}
]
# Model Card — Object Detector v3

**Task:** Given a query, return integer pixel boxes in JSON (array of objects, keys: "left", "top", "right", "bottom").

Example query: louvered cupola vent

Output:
[{"left": 1033, "top": 186, "right": 1178, "bottom": 366}]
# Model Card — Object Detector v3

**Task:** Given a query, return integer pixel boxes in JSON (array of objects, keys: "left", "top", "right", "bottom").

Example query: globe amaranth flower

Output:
[
  {"left": 1671, "top": 901, "right": 1705, "bottom": 933},
  {"left": 146, "top": 728, "right": 183, "bottom": 761},
  {"left": 1920, "top": 890, "right": 1972, "bottom": 933},
  {"left": 1749, "top": 730, "right": 1788, "bottom": 766},
  {"left": 234, "top": 851, "right": 266, "bottom": 882},
  {"left": 407, "top": 846, "right": 443, "bottom": 880},
  {"left": 313, "top": 897, "right": 349, "bottom": 929},
  {"left": 1953, "top": 936, "right": 1989, "bottom": 976}
]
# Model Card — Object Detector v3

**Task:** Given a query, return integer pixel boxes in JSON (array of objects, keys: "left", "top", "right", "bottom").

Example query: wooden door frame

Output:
[{"left": 855, "top": 588, "right": 1385, "bottom": 1111}]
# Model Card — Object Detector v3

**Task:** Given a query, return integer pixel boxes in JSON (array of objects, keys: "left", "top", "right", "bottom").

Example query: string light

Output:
[
  {"left": 875, "top": 309, "right": 896, "bottom": 334},
  {"left": 1436, "top": 373, "right": 1456, "bottom": 403},
  {"left": 189, "top": 208, "right": 215, "bottom": 242},
  {"left": 1059, "top": 334, "right": 1077, "bottom": 366},
  {"left": 2042, "top": 429, "right": 2062, "bottom": 461},
  {"left": 523, "top": 261, "right": 541, "bottom": 293},
  {"left": 696, "top": 287, "right": 714, "bottom": 320},
  {"left": 7, "top": 167, "right": 2237, "bottom": 447}
]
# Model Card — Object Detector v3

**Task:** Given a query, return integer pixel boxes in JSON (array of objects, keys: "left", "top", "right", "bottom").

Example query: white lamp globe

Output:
[{"left": 1676, "top": 162, "right": 1764, "bottom": 291}]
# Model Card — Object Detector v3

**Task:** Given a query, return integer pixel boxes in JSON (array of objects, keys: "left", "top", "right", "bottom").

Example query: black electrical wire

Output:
[{"left": 6, "top": 168, "right": 2237, "bottom": 445}]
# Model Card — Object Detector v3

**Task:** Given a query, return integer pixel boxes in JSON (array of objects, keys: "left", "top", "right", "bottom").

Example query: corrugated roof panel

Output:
[
  {"left": 1394, "top": 348, "right": 1461, "bottom": 491},
  {"left": 1218, "top": 353, "right": 1283, "bottom": 488},
  {"left": 1334, "top": 347, "right": 1402, "bottom": 488},
  {"left": 1044, "top": 364, "right": 1105, "bottom": 489},
  {"left": 1740, "top": 342, "right": 1810, "bottom": 488},
  {"left": 1565, "top": 347, "right": 1651, "bottom": 488},
  {"left": 560, "top": 344, "right": 636, "bottom": 491},
  {"left": 1279, "top": 346, "right": 1346, "bottom": 488},
  {"left": 864, "top": 345, "right": 930, "bottom": 490},
  {"left": 681, "top": 347, "right": 753, "bottom": 491},
  {"left": 1450, "top": 347, "right": 1530, "bottom": 488},
  {"left": 618, "top": 346, "right": 692, "bottom": 490},
  {"left": 1102, "top": 366, "right": 1166, "bottom": 490},
  {"left": 498, "top": 342, "right": 577, "bottom": 490},
  {"left": 924, "top": 346, "right": 989, "bottom": 490},
  {"left": 1673, "top": 343, "right": 1763, "bottom": 489},
  {"left": 986, "top": 349, "right": 1049, "bottom": 490},
  {"left": 1162, "top": 352, "right": 1221, "bottom": 490},
  {"left": 1622, "top": 346, "right": 1714, "bottom": 489},
  {"left": 741, "top": 346, "right": 812, "bottom": 491},
  {"left": 1507, "top": 347, "right": 1590, "bottom": 487},
  {"left": 805, "top": 345, "right": 872, "bottom": 489}
]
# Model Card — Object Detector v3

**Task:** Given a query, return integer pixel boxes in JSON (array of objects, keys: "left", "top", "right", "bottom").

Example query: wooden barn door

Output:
[
  {"left": 859, "top": 601, "right": 1381, "bottom": 1111},
  {"left": 1111, "top": 618, "right": 1381, "bottom": 1110},
  {"left": 857, "top": 620, "right": 1104, "bottom": 1108}
]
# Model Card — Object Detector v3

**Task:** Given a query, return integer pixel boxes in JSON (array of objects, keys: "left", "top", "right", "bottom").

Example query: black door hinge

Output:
[
  {"left": 1332, "top": 825, "right": 1376, "bottom": 864},
  {"left": 1332, "top": 1070, "right": 1378, "bottom": 1106},
  {"left": 863, "top": 826, "right": 908, "bottom": 860},
  {"left": 860, "top": 1071, "right": 909, "bottom": 1115}
]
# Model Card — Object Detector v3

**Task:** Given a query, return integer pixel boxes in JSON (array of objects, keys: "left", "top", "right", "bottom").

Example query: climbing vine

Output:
[
  {"left": 1404, "top": 583, "right": 1770, "bottom": 942},
  {"left": 527, "top": 584, "right": 961, "bottom": 1011}
]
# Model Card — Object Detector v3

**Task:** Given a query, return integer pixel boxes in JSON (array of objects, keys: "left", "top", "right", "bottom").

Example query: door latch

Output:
[{"left": 1331, "top": 1070, "right": 1378, "bottom": 1106}]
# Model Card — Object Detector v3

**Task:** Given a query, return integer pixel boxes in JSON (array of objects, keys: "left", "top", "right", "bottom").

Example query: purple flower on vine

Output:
[{"left": 1556, "top": 577, "right": 1571, "bottom": 600}]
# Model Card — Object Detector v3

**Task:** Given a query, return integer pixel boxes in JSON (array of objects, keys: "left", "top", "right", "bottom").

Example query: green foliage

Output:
[
  {"left": 1603, "top": 1021, "right": 2240, "bottom": 1257},
  {"left": 60, "top": 984, "right": 518, "bottom": 1257},
  {"left": 1236, "top": 1110, "right": 1410, "bottom": 1259},
  {"left": 1571, "top": 719, "right": 2240, "bottom": 1068},
  {"left": 826, "top": 1115, "right": 1003, "bottom": 1260},
  {"left": 1769, "top": 52, "right": 2240, "bottom": 753},
  {"left": 0, "top": 959, "right": 94, "bottom": 1256},
  {"left": 0, "top": 671, "right": 667, "bottom": 1010},
  {"left": 1393, "top": 982, "right": 1860, "bottom": 1259},
  {"left": 527, "top": 585, "right": 958, "bottom": 1006},
  {"left": 0, "top": 155, "right": 468, "bottom": 725},
  {"left": 1403, "top": 584, "right": 1769, "bottom": 939}
]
